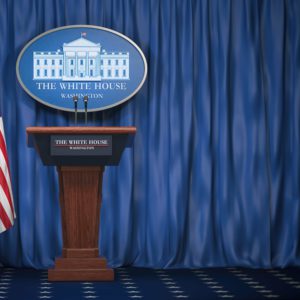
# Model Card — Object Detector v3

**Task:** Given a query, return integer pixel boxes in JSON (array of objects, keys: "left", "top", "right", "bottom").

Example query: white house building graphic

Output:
[{"left": 33, "top": 34, "right": 129, "bottom": 81}]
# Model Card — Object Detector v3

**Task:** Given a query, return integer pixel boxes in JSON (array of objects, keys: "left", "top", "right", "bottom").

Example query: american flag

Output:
[{"left": 0, "top": 115, "right": 15, "bottom": 233}]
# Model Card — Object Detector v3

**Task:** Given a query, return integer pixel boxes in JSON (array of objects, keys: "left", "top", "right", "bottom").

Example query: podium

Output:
[{"left": 26, "top": 127, "right": 136, "bottom": 281}]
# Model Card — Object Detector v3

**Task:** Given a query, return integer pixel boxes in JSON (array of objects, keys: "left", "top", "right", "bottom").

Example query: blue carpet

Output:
[{"left": 1, "top": 267, "right": 300, "bottom": 299}]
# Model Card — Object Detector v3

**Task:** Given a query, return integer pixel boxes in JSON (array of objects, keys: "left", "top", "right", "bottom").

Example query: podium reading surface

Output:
[{"left": 26, "top": 127, "right": 136, "bottom": 281}]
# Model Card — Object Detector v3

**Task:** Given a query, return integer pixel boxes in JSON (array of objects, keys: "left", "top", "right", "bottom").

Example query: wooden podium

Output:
[{"left": 26, "top": 127, "right": 136, "bottom": 281}]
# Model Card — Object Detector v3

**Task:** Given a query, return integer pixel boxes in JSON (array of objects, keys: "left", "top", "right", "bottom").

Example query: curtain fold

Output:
[{"left": 0, "top": 0, "right": 299, "bottom": 268}]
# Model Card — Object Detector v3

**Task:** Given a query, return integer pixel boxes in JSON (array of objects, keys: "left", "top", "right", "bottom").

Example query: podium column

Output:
[{"left": 48, "top": 166, "right": 114, "bottom": 281}]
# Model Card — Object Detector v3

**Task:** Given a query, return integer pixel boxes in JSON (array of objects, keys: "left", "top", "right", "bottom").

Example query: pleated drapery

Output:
[{"left": 0, "top": 0, "right": 299, "bottom": 268}]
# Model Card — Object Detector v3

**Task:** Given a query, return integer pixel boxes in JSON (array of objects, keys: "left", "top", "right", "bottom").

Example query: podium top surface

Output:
[
  {"left": 26, "top": 126, "right": 136, "bottom": 166},
  {"left": 26, "top": 126, "right": 137, "bottom": 135}
]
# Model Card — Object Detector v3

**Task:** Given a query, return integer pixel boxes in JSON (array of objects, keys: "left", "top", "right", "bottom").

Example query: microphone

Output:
[
  {"left": 83, "top": 95, "right": 88, "bottom": 124},
  {"left": 73, "top": 96, "right": 78, "bottom": 125}
]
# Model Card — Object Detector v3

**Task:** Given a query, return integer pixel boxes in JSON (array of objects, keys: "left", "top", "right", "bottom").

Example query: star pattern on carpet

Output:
[{"left": 0, "top": 267, "right": 299, "bottom": 299}]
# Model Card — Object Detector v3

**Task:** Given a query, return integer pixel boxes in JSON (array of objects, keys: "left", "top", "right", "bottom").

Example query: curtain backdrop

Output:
[{"left": 0, "top": 0, "right": 299, "bottom": 269}]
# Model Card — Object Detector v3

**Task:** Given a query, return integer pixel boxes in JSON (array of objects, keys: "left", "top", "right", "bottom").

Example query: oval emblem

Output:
[{"left": 16, "top": 25, "right": 147, "bottom": 112}]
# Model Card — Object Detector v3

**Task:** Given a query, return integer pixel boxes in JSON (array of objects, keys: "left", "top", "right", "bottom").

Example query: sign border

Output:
[{"left": 16, "top": 25, "right": 148, "bottom": 112}]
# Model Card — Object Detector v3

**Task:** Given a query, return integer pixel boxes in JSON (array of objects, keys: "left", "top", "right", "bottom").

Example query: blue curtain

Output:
[{"left": 0, "top": 0, "right": 299, "bottom": 269}]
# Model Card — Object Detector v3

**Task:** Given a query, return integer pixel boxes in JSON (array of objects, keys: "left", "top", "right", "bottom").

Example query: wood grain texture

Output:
[
  {"left": 26, "top": 126, "right": 136, "bottom": 135},
  {"left": 48, "top": 166, "right": 114, "bottom": 281},
  {"left": 62, "top": 248, "right": 99, "bottom": 258},
  {"left": 58, "top": 166, "right": 103, "bottom": 249},
  {"left": 48, "top": 269, "right": 114, "bottom": 281},
  {"left": 55, "top": 257, "right": 107, "bottom": 269}
]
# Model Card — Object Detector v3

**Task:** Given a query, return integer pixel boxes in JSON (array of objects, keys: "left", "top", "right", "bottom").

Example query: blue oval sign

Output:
[{"left": 16, "top": 25, "right": 147, "bottom": 112}]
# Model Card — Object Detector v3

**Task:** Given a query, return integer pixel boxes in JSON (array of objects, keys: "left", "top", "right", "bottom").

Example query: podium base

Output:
[
  {"left": 48, "top": 268, "right": 114, "bottom": 281},
  {"left": 48, "top": 255, "right": 114, "bottom": 281}
]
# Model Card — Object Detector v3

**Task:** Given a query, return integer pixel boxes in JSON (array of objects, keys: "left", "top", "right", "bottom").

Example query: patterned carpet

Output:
[{"left": 0, "top": 267, "right": 300, "bottom": 299}]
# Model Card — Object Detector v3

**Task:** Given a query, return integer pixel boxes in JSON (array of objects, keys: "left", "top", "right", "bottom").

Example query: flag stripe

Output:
[
  {"left": 0, "top": 218, "right": 6, "bottom": 232},
  {"left": 0, "top": 117, "right": 15, "bottom": 233},
  {"left": 0, "top": 127, "right": 10, "bottom": 170},
  {"left": 0, "top": 148, "right": 13, "bottom": 206},
  {"left": 0, "top": 168, "right": 14, "bottom": 216},
  {"left": 0, "top": 201, "right": 12, "bottom": 230},
  {"left": 0, "top": 185, "right": 14, "bottom": 224}
]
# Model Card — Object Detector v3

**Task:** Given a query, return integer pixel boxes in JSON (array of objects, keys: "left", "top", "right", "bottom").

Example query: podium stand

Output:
[{"left": 26, "top": 127, "right": 136, "bottom": 281}]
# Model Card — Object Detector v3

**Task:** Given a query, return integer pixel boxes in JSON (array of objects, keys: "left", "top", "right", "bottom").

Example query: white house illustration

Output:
[{"left": 33, "top": 35, "right": 129, "bottom": 81}]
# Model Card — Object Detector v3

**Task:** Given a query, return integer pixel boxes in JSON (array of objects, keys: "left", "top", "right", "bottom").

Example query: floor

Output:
[{"left": 0, "top": 267, "right": 300, "bottom": 299}]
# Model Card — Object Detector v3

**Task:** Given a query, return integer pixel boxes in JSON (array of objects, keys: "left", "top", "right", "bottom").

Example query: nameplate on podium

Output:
[{"left": 50, "top": 135, "right": 112, "bottom": 156}]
